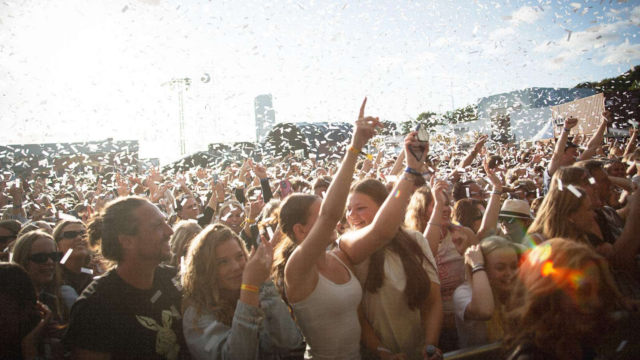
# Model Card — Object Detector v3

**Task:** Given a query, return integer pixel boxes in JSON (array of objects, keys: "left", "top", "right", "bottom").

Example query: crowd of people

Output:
[{"left": 1, "top": 98, "right": 640, "bottom": 360}]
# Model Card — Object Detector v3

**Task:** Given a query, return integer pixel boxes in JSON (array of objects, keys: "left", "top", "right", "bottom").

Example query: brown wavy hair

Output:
[
  {"left": 404, "top": 185, "right": 434, "bottom": 233},
  {"left": 504, "top": 238, "right": 620, "bottom": 359},
  {"left": 182, "top": 224, "right": 248, "bottom": 327},
  {"left": 452, "top": 198, "right": 483, "bottom": 231},
  {"left": 272, "top": 194, "right": 319, "bottom": 304},
  {"left": 352, "top": 179, "right": 431, "bottom": 310}
]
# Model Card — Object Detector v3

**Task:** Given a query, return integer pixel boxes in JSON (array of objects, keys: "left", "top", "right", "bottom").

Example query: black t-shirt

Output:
[{"left": 62, "top": 265, "right": 189, "bottom": 360}]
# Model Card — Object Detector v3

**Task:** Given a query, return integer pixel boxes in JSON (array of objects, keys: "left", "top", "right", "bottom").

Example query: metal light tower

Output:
[{"left": 161, "top": 78, "right": 191, "bottom": 156}]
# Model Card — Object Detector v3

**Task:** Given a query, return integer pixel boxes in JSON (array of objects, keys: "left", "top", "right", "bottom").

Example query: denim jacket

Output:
[{"left": 183, "top": 280, "right": 303, "bottom": 360}]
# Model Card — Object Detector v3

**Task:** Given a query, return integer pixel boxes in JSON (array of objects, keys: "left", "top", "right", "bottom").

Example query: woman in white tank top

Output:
[{"left": 272, "top": 99, "right": 428, "bottom": 359}]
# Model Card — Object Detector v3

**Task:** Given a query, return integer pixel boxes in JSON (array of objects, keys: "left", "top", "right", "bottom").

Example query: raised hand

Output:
[
  {"left": 242, "top": 241, "right": 274, "bottom": 287},
  {"left": 564, "top": 116, "right": 579, "bottom": 130},
  {"left": 464, "top": 244, "right": 484, "bottom": 268},
  {"left": 404, "top": 131, "right": 428, "bottom": 170},
  {"left": 473, "top": 134, "right": 489, "bottom": 153},
  {"left": 483, "top": 158, "right": 502, "bottom": 192},
  {"left": 252, "top": 162, "right": 268, "bottom": 180},
  {"left": 602, "top": 110, "right": 613, "bottom": 123},
  {"left": 350, "top": 97, "right": 383, "bottom": 151},
  {"left": 431, "top": 180, "right": 449, "bottom": 206}
]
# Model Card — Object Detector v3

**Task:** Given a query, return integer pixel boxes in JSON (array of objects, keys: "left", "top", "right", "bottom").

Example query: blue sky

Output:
[{"left": 0, "top": 0, "right": 638, "bottom": 163}]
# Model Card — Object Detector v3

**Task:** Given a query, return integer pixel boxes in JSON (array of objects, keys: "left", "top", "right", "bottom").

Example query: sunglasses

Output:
[
  {"left": 499, "top": 217, "right": 517, "bottom": 225},
  {"left": 62, "top": 230, "right": 86, "bottom": 239},
  {"left": 0, "top": 235, "right": 17, "bottom": 245},
  {"left": 27, "top": 251, "right": 64, "bottom": 264}
]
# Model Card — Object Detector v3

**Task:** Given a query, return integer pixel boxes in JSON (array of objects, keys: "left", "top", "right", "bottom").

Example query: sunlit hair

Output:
[
  {"left": 351, "top": 179, "right": 431, "bottom": 310},
  {"left": 527, "top": 186, "right": 589, "bottom": 243},
  {"left": 452, "top": 199, "right": 483, "bottom": 231},
  {"left": 548, "top": 166, "right": 589, "bottom": 192},
  {"left": 87, "top": 196, "right": 150, "bottom": 262},
  {"left": 52, "top": 219, "right": 85, "bottom": 244},
  {"left": 504, "top": 238, "right": 620, "bottom": 359},
  {"left": 169, "top": 220, "right": 202, "bottom": 268},
  {"left": 405, "top": 185, "right": 434, "bottom": 233},
  {"left": 182, "top": 224, "right": 248, "bottom": 327},
  {"left": 11, "top": 230, "right": 65, "bottom": 322},
  {"left": 273, "top": 194, "right": 319, "bottom": 303}
]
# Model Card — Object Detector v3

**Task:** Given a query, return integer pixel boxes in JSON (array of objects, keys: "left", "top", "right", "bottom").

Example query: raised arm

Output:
[
  {"left": 285, "top": 99, "right": 381, "bottom": 287},
  {"left": 339, "top": 131, "right": 427, "bottom": 265},
  {"left": 423, "top": 180, "right": 449, "bottom": 257},
  {"left": 579, "top": 111, "right": 610, "bottom": 161},
  {"left": 612, "top": 190, "right": 640, "bottom": 276},
  {"left": 624, "top": 127, "right": 638, "bottom": 157},
  {"left": 548, "top": 117, "right": 578, "bottom": 176},
  {"left": 389, "top": 149, "right": 406, "bottom": 176},
  {"left": 476, "top": 161, "right": 503, "bottom": 240},
  {"left": 461, "top": 245, "right": 494, "bottom": 321}
]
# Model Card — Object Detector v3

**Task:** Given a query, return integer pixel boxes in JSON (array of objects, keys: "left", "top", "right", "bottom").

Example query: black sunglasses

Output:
[
  {"left": 62, "top": 230, "right": 86, "bottom": 239},
  {"left": 0, "top": 235, "right": 17, "bottom": 245},
  {"left": 499, "top": 217, "right": 517, "bottom": 225},
  {"left": 27, "top": 251, "right": 64, "bottom": 264}
]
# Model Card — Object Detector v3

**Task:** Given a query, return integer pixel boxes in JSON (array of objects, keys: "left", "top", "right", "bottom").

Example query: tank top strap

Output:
[{"left": 328, "top": 251, "right": 354, "bottom": 276}]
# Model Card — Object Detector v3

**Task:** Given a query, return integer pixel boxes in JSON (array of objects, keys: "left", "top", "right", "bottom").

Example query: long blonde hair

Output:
[
  {"left": 181, "top": 224, "right": 248, "bottom": 327},
  {"left": 527, "top": 186, "right": 588, "bottom": 243},
  {"left": 504, "top": 238, "right": 620, "bottom": 359}
]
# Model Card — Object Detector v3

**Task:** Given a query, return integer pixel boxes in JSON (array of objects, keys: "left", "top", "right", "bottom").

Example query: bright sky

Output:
[{"left": 1, "top": 0, "right": 639, "bottom": 164}]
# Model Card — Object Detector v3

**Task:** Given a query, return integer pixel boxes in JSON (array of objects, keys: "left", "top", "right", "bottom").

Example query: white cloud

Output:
[
  {"left": 595, "top": 41, "right": 640, "bottom": 66},
  {"left": 510, "top": 6, "right": 544, "bottom": 25}
]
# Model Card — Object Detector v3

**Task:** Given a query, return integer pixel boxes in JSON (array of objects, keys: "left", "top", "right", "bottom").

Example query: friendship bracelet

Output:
[
  {"left": 563, "top": 128, "right": 571, "bottom": 133},
  {"left": 404, "top": 167, "right": 422, "bottom": 177},
  {"left": 489, "top": 190, "right": 503, "bottom": 196},
  {"left": 427, "top": 222, "right": 441, "bottom": 227},
  {"left": 348, "top": 146, "right": 360, "bottom": 156},
  {"left": 471, "top": 264, "right": 486, "bottom": 274},
  {"left": 241, "top": 284, "right": 259, "bottom": 292}
]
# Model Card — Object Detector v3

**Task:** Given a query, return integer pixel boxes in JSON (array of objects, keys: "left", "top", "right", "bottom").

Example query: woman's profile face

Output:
[
  {"left": 570, "top": 197, "right": 596, "bottom": 234},
  {"left": 485, "top": 247, "right": 518, "bottom": 296},
  {"left": 347, "top": 193, "right": 380, "bottom": 230},
  {"left": 215, "top": 239, "right": 246, "bottom": 292}
]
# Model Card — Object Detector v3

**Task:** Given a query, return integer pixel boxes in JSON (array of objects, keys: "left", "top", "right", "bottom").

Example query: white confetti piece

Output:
[
  {"left": 172, "top": 278, "right": 183, "bottom": 291},
  {"left": 266, "top": 226, "right": 274, "bottom": 240},
  {"left": 60, "top": 248, "right": 73, "bottom": 265},
  {"left": 566, "top": 185, "right": 582, "bottom": 198},
  {"left": 617, "top": 340, "right": 628, "bottom": 352},
  {"left": 558, "top": 179, "right": 563, "bottom": 191},
  {"left": 170, "top": 305, "right": 181, "bottom": 319},
  {"left": 588, "top": 177, "right": 596, "bottom": 185},
  {"left": 80, "top": 267, "right": 94, "bottom": 275},
  {"left": 150, "top": 290, "right": 162, "bottom": 304}
]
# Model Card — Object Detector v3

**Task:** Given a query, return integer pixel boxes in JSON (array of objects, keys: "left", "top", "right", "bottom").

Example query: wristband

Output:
[
  {"left": 471, "top": 264, "right": 485, "bottom": 274},
  {"left": 260, "top": 177, "right": 269, "bottom": 182},
  {"left": 427, "top": 222, "right": 441, "bottom": 227},
  {"left": 245, "top": 218, "right": 256, "bottom": 224},
  {"left": 377, "top": 347, "right": 392, "bottom": 354},
  {"left": 241, "top": 284, "right": 259, "bottom": 292},
  {"left": 349, "top": 146, "right": 374, "bottom": 160},
  {"left": 489, "top": 190, "right": 503, "bottom": 196},
  {"left": 404, "top": 167, "right": 422, "bottom": 177},
  {"left": 12, "top": 204, "right": 22, "bottom": 209},
  {"left": 563, "top": 128, "right": 571, "bottom": 133}
]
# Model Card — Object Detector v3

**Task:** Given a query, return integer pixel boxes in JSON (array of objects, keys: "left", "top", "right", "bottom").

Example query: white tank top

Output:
[{"left": 288, "top": 252, "right": 362, "bottom": 360}]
